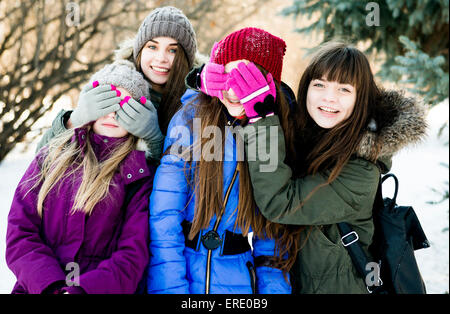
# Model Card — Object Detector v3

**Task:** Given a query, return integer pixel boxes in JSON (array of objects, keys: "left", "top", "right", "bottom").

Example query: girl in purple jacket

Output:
[{"left": 6, "top": 60, "right": 156, "bottom": 294}]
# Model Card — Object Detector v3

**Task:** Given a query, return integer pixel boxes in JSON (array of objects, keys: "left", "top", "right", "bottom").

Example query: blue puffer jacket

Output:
[{"left": 147, "top": 89, "right": 291, "bottom": 294}]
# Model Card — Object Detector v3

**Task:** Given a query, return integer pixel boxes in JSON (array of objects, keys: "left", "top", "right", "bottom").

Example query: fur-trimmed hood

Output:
[
  {"left": 356, "top": 90, "right": 428, "bottom": 162},
  {"left": 113, "top": 37, "right": 208, "bottom": 68}
]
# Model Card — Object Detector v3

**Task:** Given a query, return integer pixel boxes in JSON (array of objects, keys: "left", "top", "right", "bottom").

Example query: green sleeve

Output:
[
  {"left": 377, "top": 155, "right": 392, "bottom": 174},
  {"left": 35, "top": 109, "right": 71, "bottom": 153},
  {"left": 242, "top": 115, "right": 380, "bottom": 226}
]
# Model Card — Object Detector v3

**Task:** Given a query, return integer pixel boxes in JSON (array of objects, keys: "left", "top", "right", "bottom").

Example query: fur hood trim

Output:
[
  {"left": 136, "top": 138, "right": 149, "bottom": 152},
  {"left": 356, "top": 90, "right": 428, "bottom": 159}
]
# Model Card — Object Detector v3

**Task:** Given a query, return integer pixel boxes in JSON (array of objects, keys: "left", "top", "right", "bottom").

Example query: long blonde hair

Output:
[{"left": 29, "top": 126, "right": 137, "bottom": 217}]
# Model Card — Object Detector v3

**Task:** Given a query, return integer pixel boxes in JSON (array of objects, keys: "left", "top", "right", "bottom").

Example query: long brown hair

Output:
[
  {"left": 295, "top": 41, "right": 382, "bottom": 182},
  {"left": 135, "top": 44, "right": 190, "bottom": 134},
  {"left": 184, "top": 65, "right": 302, "bottom": 273}
]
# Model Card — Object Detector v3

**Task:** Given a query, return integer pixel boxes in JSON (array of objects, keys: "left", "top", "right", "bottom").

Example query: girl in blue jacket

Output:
[{"left": 147, "top": 28, "right": 300, "bottom": 294}]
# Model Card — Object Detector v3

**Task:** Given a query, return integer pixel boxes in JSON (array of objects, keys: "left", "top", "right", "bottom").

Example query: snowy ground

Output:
[
  {"left": 387, "top": 100, "right": 449, "bottom": 294},
  {"left": 0, "top": 101, "right": 448, "bottom": 294}
]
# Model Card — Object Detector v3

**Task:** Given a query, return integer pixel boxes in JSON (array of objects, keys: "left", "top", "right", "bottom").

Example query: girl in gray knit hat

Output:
[
  {"left": 36, "top": 6, "right": 200, "bottom": 161},
  {"left": 129, "top": 6, "right": 198, "bottom": 139}
]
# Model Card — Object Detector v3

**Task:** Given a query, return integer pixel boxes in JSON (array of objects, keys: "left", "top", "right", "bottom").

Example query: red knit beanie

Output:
[{"left": 212, "top": 27, "right": 286, "bottom": 82}]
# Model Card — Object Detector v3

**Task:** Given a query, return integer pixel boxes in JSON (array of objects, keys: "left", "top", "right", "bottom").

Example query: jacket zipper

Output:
[{"left": 205, "top": 167, "right": 239, "bottom": 294}]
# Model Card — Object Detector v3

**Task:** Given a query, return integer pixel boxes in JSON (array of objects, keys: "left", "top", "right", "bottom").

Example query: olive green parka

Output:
[{"left": 242, "top": 90, "right": 427, "bottom": 294}]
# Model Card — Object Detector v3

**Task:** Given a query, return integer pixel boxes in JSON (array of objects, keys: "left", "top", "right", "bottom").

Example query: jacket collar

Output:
[
  {"left": 73, "top": 127, "right": 127, "bottom": 160},
  {"left": 72, "top": 127, "right": 151, "bottom": 183},
  {"left": 222, "top": 107, "right": 247, "bottom": 127},
  {"left": 120, "top": 150, "right": 152, "bottom": 184}
]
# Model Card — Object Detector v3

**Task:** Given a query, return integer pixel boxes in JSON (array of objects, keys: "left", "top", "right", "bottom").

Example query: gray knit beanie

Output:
[
  {"left": 90, "top": 60, "right": 151, "bottom": 100},
  {"left": 133, "top": 6, "right": 197, "bottom": 67}
]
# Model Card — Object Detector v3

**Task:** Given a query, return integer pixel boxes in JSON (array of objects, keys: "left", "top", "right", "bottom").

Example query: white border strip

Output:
[{"left": 241, "top": 85, "right": 270, "bottom": 103}]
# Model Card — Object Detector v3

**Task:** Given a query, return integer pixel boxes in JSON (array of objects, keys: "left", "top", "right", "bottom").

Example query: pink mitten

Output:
[
  {"left": 200, "top": 63, "right": 228, "bottom": 100},
  {"left": 200, "top": 42, "right": 228, "bottom": 100},
  {"left": 227, "top": 62, "right": 276, "bottom": 119}
]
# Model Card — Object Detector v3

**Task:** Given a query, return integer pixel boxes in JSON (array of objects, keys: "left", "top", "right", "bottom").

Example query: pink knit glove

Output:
[
  {"left": 200, "top": 42, "right": 228, "bottom": 100},
  {"left": 227, "top": 62, "right": 276, "bottom": 120}
]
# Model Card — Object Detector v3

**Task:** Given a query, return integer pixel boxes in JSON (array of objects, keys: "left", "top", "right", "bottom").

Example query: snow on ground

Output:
[
  {"left": 0, "top": 101, "right": 448, "bottom": 294},
  {"left": 387, "top": 99, "right": 449, "bottom": 294}
]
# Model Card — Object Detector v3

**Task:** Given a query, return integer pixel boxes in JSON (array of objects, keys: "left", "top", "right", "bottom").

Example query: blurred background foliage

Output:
[
  {"left": 282, "top": 0, "right": 448, "bottom": 106},
  {"left": 0, "top": 0, "right": 448, "bottom": 163}
]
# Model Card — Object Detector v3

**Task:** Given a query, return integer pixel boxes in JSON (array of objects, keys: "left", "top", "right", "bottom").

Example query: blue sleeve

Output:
[
  {"left": 252, "top": 235, "right": 292, "bottom": 294},
  {"left": 147, "top": 110, "right": 193, "bottom": 294}
]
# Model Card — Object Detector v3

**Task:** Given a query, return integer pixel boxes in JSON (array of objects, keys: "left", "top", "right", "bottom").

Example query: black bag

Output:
[{"left": 338, "top": 173, "right": 430, "bottom": 294}]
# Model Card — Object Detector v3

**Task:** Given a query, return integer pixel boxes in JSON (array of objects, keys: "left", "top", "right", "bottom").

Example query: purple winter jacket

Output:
[{"left": 6, "top": 128, "right": 155, "bottom": 294}]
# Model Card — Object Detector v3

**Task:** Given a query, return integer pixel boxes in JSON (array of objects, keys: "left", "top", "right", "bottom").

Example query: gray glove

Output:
[
  {"left": 116, "top": 97, "right": 163, "bottom": 140},
  {"left": 70, "top": 83, "right": 122, "bottom": 127}
]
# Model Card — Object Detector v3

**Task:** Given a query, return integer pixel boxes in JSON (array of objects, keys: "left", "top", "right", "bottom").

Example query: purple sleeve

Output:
[{"left": 6, "top": 156, "right": 67, "bottom": 294}]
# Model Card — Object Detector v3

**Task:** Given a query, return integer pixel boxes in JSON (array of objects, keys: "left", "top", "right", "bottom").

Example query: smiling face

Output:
[
  {"left": 306, "top": 77, "right": 357, "bottom": 129},
  {"left": 139, "top": 36, "right": 178, "bottom": 88},
  {"left": 92, "top": 88, "right": 129, "bottom": 138},
  {"left": 219, "top": 59, "right": 250, "bottom": 117}
]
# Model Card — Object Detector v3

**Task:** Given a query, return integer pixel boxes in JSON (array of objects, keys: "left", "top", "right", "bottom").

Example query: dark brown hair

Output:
[{"left": 295, "top": 41, "right": 382, "bottom": 181}]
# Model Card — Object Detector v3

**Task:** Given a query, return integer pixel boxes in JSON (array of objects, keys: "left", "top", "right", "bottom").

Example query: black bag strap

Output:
[
  {"left": 336, "top": 222, "right": 372, "bottom": 279},
  {"left": 381, "top": 173, "right": 398, "bottom": 203},
  {"left": 337, "top": 175, "right": 385, "bottom": 293}
]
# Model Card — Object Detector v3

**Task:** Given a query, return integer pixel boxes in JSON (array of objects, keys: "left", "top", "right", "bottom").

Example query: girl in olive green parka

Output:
[{"left": 231, "top": 42, "right": 428, "bottom": 293}]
